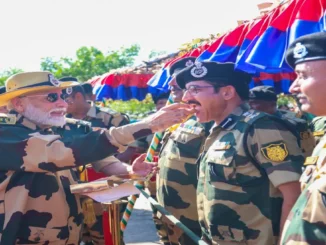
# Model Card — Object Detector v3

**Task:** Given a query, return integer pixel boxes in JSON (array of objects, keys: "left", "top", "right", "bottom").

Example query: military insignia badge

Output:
[
  {"left": 293, "top": 42, "right": 308, "bottom": 59},
  {"left": 313, "top": 131, "right": 325, "bottom": 137},
  {"left": 49, "top": 74, "right": 60, "bottom": 87},
  {"left": 66, "top": 87, "right": 73, "bottom": 95},
  {"left": 304, "top": 156, "right": 319, "bottom": 166},
  {"left": 185, "top": 60, "right": 194, "bottom": 67},
  {"left": 261, "top": 142, "right": 289, "bottom": 162},
  {"left": 190, "top": 62, "right": 208, "bottom": 78},
  {"left": 0, "top": 114, "right": 16, "bottom": 125}
]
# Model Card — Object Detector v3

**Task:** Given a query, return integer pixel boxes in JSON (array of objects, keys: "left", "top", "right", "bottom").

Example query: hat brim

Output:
[{"left": 0, "top": 81, "right": 79, "bottom": 107}]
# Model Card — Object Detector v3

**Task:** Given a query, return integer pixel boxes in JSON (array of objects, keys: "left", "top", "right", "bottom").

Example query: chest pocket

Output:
[
  {"left": 206, "top": 148, "right": 237, "bottom": 184},
  {"left": 207, "top": 147, "right": 264, "bottom": 187},
  {"left": 163, "top": 130, "right": 204, "bottom": 163}
]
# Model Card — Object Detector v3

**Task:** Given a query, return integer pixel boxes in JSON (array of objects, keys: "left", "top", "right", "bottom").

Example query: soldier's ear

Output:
[
  {"left": 10, "top": 97, "right": 25, "bottom": 113},
  {"left": 221, "top": 86, "right": 236, "bottom": 101}
]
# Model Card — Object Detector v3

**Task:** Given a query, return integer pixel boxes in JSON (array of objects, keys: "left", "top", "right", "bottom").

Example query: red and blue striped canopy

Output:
[{"left": 148, "top": 0, "right": 326, "bottom": 94}]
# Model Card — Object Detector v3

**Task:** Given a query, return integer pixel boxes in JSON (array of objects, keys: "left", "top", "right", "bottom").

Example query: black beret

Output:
[
  {"left": 59, "top": 76, "right": 78, "bottom": 82},
  {"left": 286, "top": 32, "right": 326, "bottom": 68},
  {"left": 169, "top": 57, "right": 196, "bottom": 76},
  {"left": 0, "top": 86, "right": 6, "bottom": 94},
  {"left": 175, "top": 61, "right": 252, "bottom": 89},
  {"left": 249, "top": 85, "right": 277, "bottom": 102}
]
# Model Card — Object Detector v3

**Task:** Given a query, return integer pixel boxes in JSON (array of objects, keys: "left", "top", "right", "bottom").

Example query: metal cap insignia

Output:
[
  {"left": 49, "top": 74, "right": 60, "bottom": 87},
  {"left": 293, "top": 42, "right": 308, "bottom": 59},
  {"left": 190, "top": 62, "right": 208, "bottom": 78}
]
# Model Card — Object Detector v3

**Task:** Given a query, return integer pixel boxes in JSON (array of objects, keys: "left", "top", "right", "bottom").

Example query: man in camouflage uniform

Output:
[
  {"left": 58, "top": 79, "right": 140, "bottom": 245},
  {"left": 248, "top": 85, "right": 315, "bottom": 157},
  {"left": 280, "top": 32, "right": 326, "bottom": 244},
  {"left": 176, "top": 61, "right": 304, "bottom": 245},
  {"left": 156, "top": 57, "right": 213, "bottom": 245},
  {"left": 0, "top": 71, "right": 194, "bottom": 244}
]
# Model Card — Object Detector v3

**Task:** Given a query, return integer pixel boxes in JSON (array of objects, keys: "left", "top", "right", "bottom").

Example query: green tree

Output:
[
  {"left": 41, "top": 45, "right": 140, "bottom": 81},
  {"left": 148, "top": 49, "right": 167, "bottom": 59},
  {"left": 0, "top": 68, "right": 24, "bottom": 86}
]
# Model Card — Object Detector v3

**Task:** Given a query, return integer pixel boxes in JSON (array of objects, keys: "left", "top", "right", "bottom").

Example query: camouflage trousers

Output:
[
  {"left": 150, "top": 195, "right": 201, "bottom": 245},
  {"left": 81, "top": 199, "right": 127, "bottom": 245}
]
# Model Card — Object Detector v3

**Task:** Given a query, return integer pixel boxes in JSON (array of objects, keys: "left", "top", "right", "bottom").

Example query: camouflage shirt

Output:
[
  {"left": 0, "top": 111, "right": 152, "bottom": 244},
  {"left": 197, "top": 104, "right": 304, "bottom": 245},
  {"left": 157, "top": 117, "right": 211, "bottom": 229},
  {"left": 82, "top": 102, "right": 129, "bottom": 129},
  {"left": 280, "top": 135, "right": 326, "bottom": 244},
  {"left": 275, "top": 110, "right": 315, "bottom": 157},
  {"left": 310, "top": 116, "right": 326, "bottom": 145}
]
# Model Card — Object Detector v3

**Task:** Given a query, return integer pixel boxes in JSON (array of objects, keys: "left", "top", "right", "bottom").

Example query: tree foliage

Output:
[
  {"left": 0, "top": 68, "right": 24, "bottom": 86},
  {"left": 148, "top": 50, "right": 167, "bottom": 59},
  {"left": 40, "top": 44, "right": 140, "bottom": 81}
]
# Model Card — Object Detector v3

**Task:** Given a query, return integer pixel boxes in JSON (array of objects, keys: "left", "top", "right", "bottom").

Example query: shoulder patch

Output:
[
  {"left": 304, "top": 156, "right": 319, "bottom": 166},
  {"left": 261, "top": 142, "right": 289, "bottom": 162},
  {"left": 0, "top": 114, "right": 16, "bottom": 125}
]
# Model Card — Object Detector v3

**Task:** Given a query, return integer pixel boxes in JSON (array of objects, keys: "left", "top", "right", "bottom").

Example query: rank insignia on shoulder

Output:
[
  {"left": 300, "top": 131, "right": 311, "bottom": 139},
  {"left": 304, "top": 156, "right": 319, "bottom": 166},
  {"left": 261, "top": 142, "right": 288, "bottom": 162},
  {"left": 179, "top": 124, "right": 203, "bottom": 135},
  {"left": 0, "top": 114, "right": 16, "bottom": 125},
  {"left": 99, "top": 107, "right": 120, "bottom": 117},
  {"left": 213, "top": 141, "right": 231, "bottom": 150},
  {"left": 313, "top": 131, "right": 325, "bottom": 137}
]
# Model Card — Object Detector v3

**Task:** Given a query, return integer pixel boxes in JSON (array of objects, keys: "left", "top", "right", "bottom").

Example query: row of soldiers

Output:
[
  {"left": 150, "top": 31, "right": 326, "bottom": 245},
  {"left": 0, "top": 31, "right": 325, "bottom": 245}
]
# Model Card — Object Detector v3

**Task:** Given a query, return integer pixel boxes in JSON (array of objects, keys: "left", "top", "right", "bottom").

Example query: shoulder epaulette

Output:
[
  {"left": 98, "top": 107, "right": 121, "bottom": 117},
  {"left": 65, "top": 118, "right": 92, "bottom": 127},
  {"left": 0, "top": 113, "right": 16, "bottom": 125},
  {"left": 242, "top": 110, "right": 265, "bottom": 124}
]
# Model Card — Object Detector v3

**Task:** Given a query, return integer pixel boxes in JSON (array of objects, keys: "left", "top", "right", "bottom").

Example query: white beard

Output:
[{"left": 22, "top": 103, "right": 66, "bottom": 127}]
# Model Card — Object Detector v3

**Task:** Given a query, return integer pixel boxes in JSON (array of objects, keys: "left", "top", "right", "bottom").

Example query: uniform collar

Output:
[
  {"left": 9, "top": 110, "right": 53, "bottom": 133},
  {"left": 86, "top": 101, "right": 97, "bottom": 118},
  {"left": 210, "top": 103, "right": 250, "bottom": 133}
]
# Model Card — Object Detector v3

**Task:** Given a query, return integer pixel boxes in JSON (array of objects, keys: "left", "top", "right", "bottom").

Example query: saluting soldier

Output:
[
  {"left": 176, "top": 61, "right": 304, "bottom": 245},
  {"left": 248, "top": 85, "right": 315, "bottom": 157},
  {"left": 0, "top": 71, "right": 194, "bottom": 244},
  {"left": 156, "top": 57, "right": 213, "bottom": 245},
  {"left": 280, "top": 32, "right": 326, "bottom": 244}
]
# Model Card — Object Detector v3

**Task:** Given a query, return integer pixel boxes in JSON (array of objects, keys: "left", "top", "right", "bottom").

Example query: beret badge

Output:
[
  {"left": 49, "top": 74, "right": 60, "bottom": 87},
  {"left": 190, "top": 62, "right": 208, "bottom": 78},
  {"left": 293, "top": 42, "right": 308, "bottom": 59}
]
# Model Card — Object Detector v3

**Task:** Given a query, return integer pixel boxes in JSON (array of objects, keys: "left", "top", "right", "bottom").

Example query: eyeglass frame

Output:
[
  {"left": 19, "top": 92, "right": 70, "bottom": 103},
  {"left": 183, "top": 84, "right": 226, "bottom": 95}
]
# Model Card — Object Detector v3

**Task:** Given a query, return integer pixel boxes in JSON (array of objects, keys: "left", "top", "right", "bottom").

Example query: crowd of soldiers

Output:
[{"left": 0, "top": 31, "right": 325, "bottom": 245}]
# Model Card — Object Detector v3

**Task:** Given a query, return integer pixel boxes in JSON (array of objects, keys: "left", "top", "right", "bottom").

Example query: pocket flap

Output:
[
  {"left": 170, "top": 130, "right": 200, "bottom": 144},
  {"left": 207, "top": 148, "right": 235, "bottom": 167}
]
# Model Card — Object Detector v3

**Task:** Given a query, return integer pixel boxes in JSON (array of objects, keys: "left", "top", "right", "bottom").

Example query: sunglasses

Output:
[{"left": 21, "top": 92, "right": 69, "bottom": 103}]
